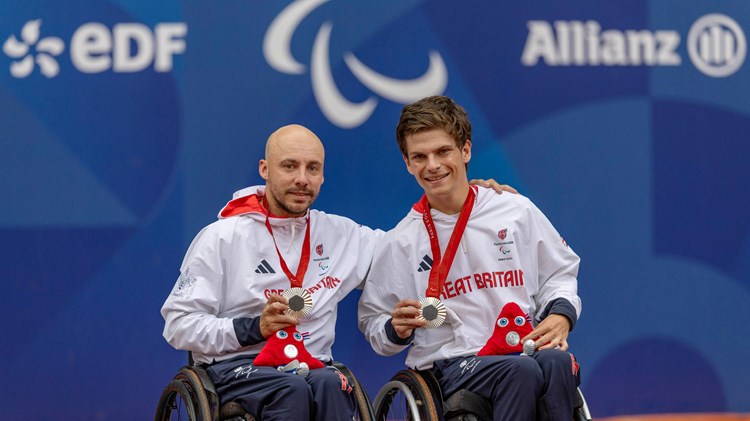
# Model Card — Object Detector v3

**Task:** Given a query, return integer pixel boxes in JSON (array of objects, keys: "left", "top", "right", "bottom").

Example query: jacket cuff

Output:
[
  {"left": 538, "top": 298, "right": 577, "bottom": 331},
  {"left": 233, "top": 316, "right": 265, "bottom": 346},
  {"left": 385, "top": 318, "right": 415, "bottom": 345}
]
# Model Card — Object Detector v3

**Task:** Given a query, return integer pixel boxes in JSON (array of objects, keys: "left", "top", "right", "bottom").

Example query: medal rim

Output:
[{"left": 417, "top": 297, "right": 446, "bottom": 328}]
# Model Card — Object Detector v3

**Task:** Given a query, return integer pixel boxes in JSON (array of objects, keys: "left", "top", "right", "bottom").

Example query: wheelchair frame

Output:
[
  {"left": 373, "top": 369, "right": 593, "bottom": 421},
  {"left": 155, "top": 360, "right": 374, "bottom": 421}
]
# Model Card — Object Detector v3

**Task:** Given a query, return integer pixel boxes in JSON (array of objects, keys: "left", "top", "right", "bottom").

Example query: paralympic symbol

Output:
[{"left": 263, "top": 0, "right": 448, "bottom": 128}]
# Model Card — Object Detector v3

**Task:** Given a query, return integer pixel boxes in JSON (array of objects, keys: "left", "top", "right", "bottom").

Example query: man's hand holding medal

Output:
[
  {"left": 259, "top": 293, "right": 300, "bottom": 339},
  {"left": 390, "top": 299, "right": 425, "bottom": 339}
]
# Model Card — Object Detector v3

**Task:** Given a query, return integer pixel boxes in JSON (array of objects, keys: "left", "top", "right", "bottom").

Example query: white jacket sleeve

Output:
[
  {"left": 527, "top": 202, "right": 582, "bottom": 323},
  {"left": 341, "top": 219, "right": 385, "bottom": 291},
  {"left": 161, "top": 221, "right": 243, "bottom": 355},
  {"left": 357, "top": 235, "right": 412, "bottom": 356}
]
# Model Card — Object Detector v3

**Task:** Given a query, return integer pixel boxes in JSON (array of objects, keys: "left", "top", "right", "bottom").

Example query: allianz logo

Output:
[
  {"left": 521, "top": 14, "right": 746, "bottom": 78},
  {"left": 3, "top": 19, "right": 187, "bottom": 78}
]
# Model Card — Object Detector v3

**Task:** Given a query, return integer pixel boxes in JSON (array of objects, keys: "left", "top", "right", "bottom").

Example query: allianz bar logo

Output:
[
  {"left": 521, "top": 14, "right": 746, "bottom": 78},
  {"left": 3, "top": 19, "right": 187, "bottom": 78}
]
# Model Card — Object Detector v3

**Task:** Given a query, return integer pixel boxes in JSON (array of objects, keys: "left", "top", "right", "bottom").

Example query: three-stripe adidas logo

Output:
[
  {"left": 255, "top": 259, "right": 276, "bottom": 274},
  {"left": 417, "top": 255, "right": 433, "bottom": 272}
]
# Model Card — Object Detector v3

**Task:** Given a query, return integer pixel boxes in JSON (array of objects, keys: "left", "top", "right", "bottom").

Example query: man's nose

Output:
[
  {"left": 293, "top": 168, "right": 309, "bottom": 185},
  {"left": 426, "top": 154, "right": 441, "bottom": 170}
]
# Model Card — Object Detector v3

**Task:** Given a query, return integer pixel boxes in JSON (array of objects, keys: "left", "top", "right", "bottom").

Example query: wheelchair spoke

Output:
[
  {"left": 155, "top": 379, "right": 197, "bottom": 421},
  {"left": 374, "top": 371, "right": 439, "bottom": 421}
]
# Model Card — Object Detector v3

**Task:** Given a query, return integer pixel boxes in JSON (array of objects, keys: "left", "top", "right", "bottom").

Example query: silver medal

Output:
[
  {"left": 505, "top": 331, "right": 520, "bottom": 346},
  {"left": 282, "top": 287, "right": 313, "bottom": 319},
  {"left": 522, "top": 339, "right": 536, "bottom": 356},
  {"left": 418, "top": 297, "right": 447, "bottom": 328}
]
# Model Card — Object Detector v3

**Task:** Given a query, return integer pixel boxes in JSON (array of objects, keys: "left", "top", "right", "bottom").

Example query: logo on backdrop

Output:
[
  {"left": 687, "top": 14, "right": 746, "bottom": 78},
  {"left": 2, "top": 20, "right": 64, "bottom": 77},
  {"left": 3, "top": 19, "right": 187, "bottom": 78},
  {"left": 521, "top": 13, "right": 746, "bottom": 78},
  {"left": 263, "top": 0, "right": 448, "bottom": 129}
]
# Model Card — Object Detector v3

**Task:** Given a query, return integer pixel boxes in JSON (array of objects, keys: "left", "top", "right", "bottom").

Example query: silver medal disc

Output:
[
  {"left": 505, "top": 331, "right": 520, "bottom": 347},
  {"left": 417, "top": 297, "right": 446, "bottom": 328},
  {"left": 522, "top": 339, "right": 536, "bottom": 356},
  {"left": 282, "top": 287, "right": 313, "bottom": 319}
]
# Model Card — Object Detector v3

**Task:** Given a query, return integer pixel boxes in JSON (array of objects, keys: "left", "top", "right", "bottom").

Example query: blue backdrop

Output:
[{"left": 2, "top": 1, "right": 749, "bottom": 419}]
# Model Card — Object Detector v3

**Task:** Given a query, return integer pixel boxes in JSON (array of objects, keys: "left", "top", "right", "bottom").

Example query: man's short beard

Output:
[
  {"left": 278, "top": 198, "right": 312, "bottom": 216},
  {"left": 266, "top": 181, "right": 316, "bottom": 216}
]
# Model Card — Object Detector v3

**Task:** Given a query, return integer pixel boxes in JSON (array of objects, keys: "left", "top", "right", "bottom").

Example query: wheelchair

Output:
[
  {"left": 372, "top": 369, "right": 592, "bottom": 421},
  {"left": 154, "top": 355, "right": 375, "bottom": 421}
]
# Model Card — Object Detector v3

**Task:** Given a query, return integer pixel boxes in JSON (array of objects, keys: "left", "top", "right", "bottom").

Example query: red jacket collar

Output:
[{"left": 219, "top": 194, "right": 265, "bottom": 218}]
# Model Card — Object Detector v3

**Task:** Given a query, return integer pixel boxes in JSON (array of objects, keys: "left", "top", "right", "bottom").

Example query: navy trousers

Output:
[
  {"left": 205, "top": 356, "right": 356, "bottom": 421},
  {"left": 431, "top": 349, "right": 581, "bottom": 421}
]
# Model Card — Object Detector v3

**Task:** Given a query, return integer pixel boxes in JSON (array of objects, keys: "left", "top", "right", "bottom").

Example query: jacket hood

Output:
[{"left": 218, "top": 185, "right": 267, "bottom": 218}]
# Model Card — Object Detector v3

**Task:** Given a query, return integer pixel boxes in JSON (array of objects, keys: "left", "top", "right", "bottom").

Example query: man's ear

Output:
[
  {"left": 462, "top": 140, "right": 472, "bottom": 164},
  {"left": 259, "top": 159, "right": 268, "bottom": 180},
  {"left": 403, "top": 155, "right": 415, "bottom": 175}
]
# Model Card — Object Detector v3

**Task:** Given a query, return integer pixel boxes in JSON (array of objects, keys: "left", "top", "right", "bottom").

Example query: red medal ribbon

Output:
[
  {"left": 263, "top": 199, "right": 311, "bottom": 288},
  {"left": 421, "top": 186, "right": 476, "bottom": 298}
]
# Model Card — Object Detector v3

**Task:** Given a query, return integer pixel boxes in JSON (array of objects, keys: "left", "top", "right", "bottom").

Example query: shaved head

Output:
[
  {"left": 259, "top": 124, "right": 325, "bottom": 217},
  {"left": 265, "top": 124, "right": 325, "bottom": 162}
]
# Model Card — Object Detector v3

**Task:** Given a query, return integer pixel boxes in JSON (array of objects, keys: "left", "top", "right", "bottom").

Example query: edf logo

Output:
[{"left": 3, "top": 19, "right": 187, "bottom": 78}]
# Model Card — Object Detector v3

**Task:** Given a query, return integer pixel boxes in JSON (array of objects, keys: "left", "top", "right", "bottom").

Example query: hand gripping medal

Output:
[
  {"left": 264, "top": 206, "right": 313, "bottom": 319},
  {"left": 417, "top": 187, "right": 476, "bottom": 329}
]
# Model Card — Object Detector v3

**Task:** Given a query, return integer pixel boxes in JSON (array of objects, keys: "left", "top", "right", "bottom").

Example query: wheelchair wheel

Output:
[
  {"left": 374, "top": 370, "right": 439, "bottom": 421},
  {"left": 334, "top": 362, "right": 374, "bottom": 421},
  {"left": 573, "top": 387, "right": 593, "bottom": 421},
  {"left": 155, "top": 367, "right": 215, "bottom": 421},
  {"left": 155, "top": 379, "right": 198, "bottom": 421}
]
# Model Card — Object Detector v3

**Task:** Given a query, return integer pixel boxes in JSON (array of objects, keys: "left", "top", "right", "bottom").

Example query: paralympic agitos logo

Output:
[{"left": 263, "top": 0, "right": 448, "bottom": 129}]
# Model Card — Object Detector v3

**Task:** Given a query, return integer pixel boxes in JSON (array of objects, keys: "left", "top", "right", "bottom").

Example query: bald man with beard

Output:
[{"left": 162, "top": 124, "right": 514, "bottom": 421}]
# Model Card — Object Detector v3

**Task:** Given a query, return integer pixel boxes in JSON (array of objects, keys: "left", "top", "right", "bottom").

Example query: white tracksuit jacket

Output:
[
  {"left": 161, "top": 186, "right": 382, "bottom": 365},
  {"left": 358, "top": 186, "right": 581, "bottom": 370}
]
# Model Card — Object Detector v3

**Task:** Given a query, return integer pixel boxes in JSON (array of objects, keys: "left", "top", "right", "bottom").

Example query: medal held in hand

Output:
[
  {"left": 264, "top": 202, "right": 314, "bottom": 319},
  {"left": 418, "top": 187, "right": 476, "bottom": 329},
  {"left": 418, "top": 296, "right": 447, "bottom": 328},
  {"left": 282, "top": 287, "right": 313, "bottom": 319}
]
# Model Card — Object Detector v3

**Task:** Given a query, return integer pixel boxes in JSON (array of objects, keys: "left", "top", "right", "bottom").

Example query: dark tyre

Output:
[
  {"left": 155, "top": 379, "right": 198, "bottom": 421},
  {"left": 334, "top": 363, "right": 375, "bottom": 421},
  {"left": 374, "top": 370, "right": 439, "bottom": 421}
]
